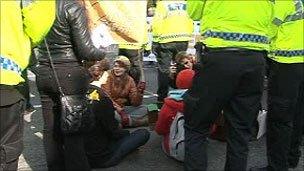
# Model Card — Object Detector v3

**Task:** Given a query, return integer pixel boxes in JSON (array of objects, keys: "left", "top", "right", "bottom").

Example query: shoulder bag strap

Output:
[{"left": 44, "top": 39, "right": 65, "bottom": 96}]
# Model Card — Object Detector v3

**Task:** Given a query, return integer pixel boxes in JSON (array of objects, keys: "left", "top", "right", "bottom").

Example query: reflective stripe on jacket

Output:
[
  {"left": 269, "top": 0, "right": 304, "bottom": 63},
  {"left": 187, "top": 0, "right": 273, "bottom": 51},
  {"left": 0, "top": 1, "right": 55, "bottom": 85}
]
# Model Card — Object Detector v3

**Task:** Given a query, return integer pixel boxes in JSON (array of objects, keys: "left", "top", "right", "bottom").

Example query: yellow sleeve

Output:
[
  {"left": 187, "top": 0, "right": 206, "bottom": 21},
  {"left": 270, "top": 1, "right": 294, "bottom": 40},
  {"left": 22, "top": 1, "right": 55, "bottom": 46}
]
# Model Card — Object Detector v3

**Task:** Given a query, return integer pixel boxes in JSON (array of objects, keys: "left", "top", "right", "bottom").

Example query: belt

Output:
[{"left": 207, "top": 47, "right": 264, "bottom": 53}]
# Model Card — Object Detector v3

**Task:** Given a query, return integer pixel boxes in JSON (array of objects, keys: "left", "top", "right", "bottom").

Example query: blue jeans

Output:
[{"left": 94, "top": 129, "right": 150, "bottom": 168}]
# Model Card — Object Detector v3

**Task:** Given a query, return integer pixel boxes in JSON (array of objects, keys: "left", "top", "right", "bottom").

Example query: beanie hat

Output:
[
  {"left": 114, "top": 56, "right": 131, "bottom": 69},
  {"left": 176, "top": 69, "right": 195, "bottom": 89}
]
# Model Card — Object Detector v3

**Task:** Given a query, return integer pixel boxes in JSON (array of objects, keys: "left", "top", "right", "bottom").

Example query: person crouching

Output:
[{"left": 155, "top": 69, "right": 195, "bottom": 161}]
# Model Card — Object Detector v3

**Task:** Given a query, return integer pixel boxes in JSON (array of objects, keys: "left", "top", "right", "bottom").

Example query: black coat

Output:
[
  {"left": 37, "top": 0, "right": 105, "bottom": 65},
  {"left": 84, "top": 86, "right": 129, "bottom": 164},
  {"left": 35, "top": 0, "right": 106, "bottom": 96}
]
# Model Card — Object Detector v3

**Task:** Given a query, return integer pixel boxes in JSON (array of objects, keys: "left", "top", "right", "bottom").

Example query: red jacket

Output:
[{"left": 155, "top": 97, "right": 184, "bottom": 154}]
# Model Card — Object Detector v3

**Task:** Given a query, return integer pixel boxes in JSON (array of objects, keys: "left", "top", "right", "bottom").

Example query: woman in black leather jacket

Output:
[{"left": 35, "top": 1, "right": 105, "bottom": 170}]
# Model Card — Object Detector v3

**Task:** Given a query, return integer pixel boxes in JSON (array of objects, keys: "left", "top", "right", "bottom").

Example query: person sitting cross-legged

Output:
[
  {"left": 84, "top": 85, "right": 150, "bottom": 168},
  {"left": 155, "top": 69, "right": 195, "bottom": 161},
  {"left": 102, "top": 56, "right": 148, "bottom": 127}
]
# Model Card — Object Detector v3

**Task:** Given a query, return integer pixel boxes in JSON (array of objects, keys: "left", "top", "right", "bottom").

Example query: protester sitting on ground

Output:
[
  {"left": 155, "top": 69, "right": 195, "bottom": 161},
  {"left": 169, "top": 51, "right": 199, "bottom": 88},
  {"left": 102, "top": 56, "right": 148, "bottom": 127},
  {"left": 84, "top": 85, "right": 150, "bottom": 168}
]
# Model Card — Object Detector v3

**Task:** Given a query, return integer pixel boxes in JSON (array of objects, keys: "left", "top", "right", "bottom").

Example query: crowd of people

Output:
[{"left": 1, "top": 0, "right": 303, "bottom": 171}]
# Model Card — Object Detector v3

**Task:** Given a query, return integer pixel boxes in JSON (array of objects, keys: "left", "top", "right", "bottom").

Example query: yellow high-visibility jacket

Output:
[
  {"left": 0, "top": 1, "right": 55, "bottom": 85},
  {"left": 269, "top": 0, "right": 304, "bottom": 63},
  {"left": 152, "top": 0, "right": 194, "bottom": 44},
  {"left": 187, "top": 0, "right": 273, "bottom": 51}
]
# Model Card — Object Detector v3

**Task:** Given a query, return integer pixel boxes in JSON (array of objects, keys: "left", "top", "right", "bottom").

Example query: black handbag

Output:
[{"left": 44, "top": 39, "right": 95, "bottom": 134}]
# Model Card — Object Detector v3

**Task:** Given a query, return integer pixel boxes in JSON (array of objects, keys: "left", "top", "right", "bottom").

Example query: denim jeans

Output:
[{"left": 91, "top": 129, "right": 150, "bottom": 168}]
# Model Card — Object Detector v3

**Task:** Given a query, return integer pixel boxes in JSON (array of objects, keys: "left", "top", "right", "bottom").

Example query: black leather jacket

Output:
[{"left": 37, "top": 0, "right": 105, "bottom": 65}]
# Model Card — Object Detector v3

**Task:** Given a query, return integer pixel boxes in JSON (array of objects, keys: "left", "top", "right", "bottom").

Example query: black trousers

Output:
[
  {"left": 119, "top": 48, "right": 143, "bottom": 84},
  {"left": 36, "top": 65, "right": 91, "bottom": 171},
  {"left": 184, "top": 49, "right": 266, "bottom": 171},
  {"left": 0, "top": 97, "right": 24, "bottom": 171},
  {"left": 153, "top": 41, "right": 188, "bottom": 101},
  {"left": 288, "top": 82, "right": 304, "bottom": 167},
  {"left": 18, "top": 69, "right": 31, "bottom": 109},
  {"left": 266, "top": 60, "right": 304, "bottom": 171}
]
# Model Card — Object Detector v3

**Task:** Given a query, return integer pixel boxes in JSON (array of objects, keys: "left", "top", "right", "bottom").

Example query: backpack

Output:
[{"left": 169, "top": 112, "right": 185, "bottom": 162}]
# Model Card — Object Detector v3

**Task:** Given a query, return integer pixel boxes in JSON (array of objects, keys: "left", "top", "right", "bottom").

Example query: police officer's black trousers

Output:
[
  {"left": 266, "top": 60, "right": 304, "bottom": 171},
  {"left": 0, "top": 99, "right": 24, "bottom": 171},
  {"left": 184, "top": 49, "right": 266, "bottom": 171}
]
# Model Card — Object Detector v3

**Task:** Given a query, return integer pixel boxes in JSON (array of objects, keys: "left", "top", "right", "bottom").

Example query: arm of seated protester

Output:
[
  {"left": 90, "top": 90, "right": 129, "bottom": 139},
  {"left": 115, "top": 98, "right": 128, "bottom": 107},
  {"left": 129, "top": 78, "right": 143, "bottom": 106},
  {"left": 98, "top": 95, "right": 130, "bottom": 139}
]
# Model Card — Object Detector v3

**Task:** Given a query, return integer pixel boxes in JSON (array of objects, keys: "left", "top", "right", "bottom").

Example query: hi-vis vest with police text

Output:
[{"left": 152, "top": 0, "right": 194, "bottom": 44}]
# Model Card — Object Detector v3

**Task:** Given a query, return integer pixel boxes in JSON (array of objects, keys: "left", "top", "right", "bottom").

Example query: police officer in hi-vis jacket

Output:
[
  {"left": 184, "top": 1, "right": 273, "bottom": 170},
  {"left": 0, "top": 1, "right": 55, "bottom": 170},
  {"left": 152, "top": 0, "right": 194, "bottom": 103},
  {"left": 262, "top": 1, "right": 304, "bottom": 170}
]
